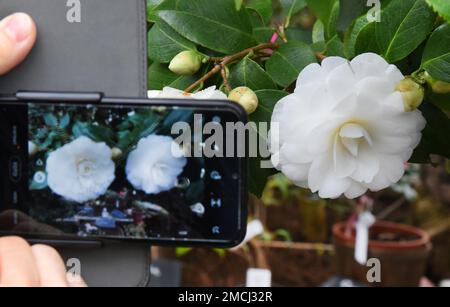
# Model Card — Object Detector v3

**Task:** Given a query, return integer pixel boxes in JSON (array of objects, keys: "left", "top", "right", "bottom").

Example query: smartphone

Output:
[{"left": 0, "top": 94, "right": 248, "bottom": 248}]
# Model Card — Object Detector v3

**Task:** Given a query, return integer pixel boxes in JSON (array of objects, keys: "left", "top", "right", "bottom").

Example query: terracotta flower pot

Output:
[{"left": 332, "top": 221, "right": 431, "bottom": 287}]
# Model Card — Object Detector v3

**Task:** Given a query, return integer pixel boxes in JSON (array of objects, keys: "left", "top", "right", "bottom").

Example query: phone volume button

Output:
[{"left": 9, "top": 156, "right": 22, "bottom": 183}]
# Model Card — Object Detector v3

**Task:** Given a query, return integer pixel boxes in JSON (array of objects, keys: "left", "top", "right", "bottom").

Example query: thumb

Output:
[{"left": 0, "top": 13, "right": 36, "bottom": 76}]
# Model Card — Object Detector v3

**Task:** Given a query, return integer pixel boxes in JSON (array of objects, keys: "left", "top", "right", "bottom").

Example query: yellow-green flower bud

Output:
[
  {"left": 111, "top": 147, "right": 123, "bottom": 160},
  {"left": 424, "top": 72, "right": 450, "bottom": 94},
  {"left": 395, "top": 77, "right": 425, "bottom": 112},
  {"left": 228, "top": 87, "right": 259, "bottom": 114},
  {"left": 169, "top": 51, "right": 202, "bottom": 76}
]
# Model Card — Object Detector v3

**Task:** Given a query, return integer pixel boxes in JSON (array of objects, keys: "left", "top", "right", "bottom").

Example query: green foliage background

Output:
[{"left": 146, "top": 0, "right": 450, "bottom": 197}]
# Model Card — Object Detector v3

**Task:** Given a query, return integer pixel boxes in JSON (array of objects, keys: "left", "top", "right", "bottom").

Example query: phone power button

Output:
[{"left": 9, "top": 156, "right": 22, "bottom": 183}]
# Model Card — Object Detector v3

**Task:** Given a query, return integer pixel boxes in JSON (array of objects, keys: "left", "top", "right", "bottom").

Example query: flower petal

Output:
[
  {"left": 344, "top": 182, "right": 368, "bottom": 199},
  {"left": 333, "top": 136, "right": 357, "bottom": 178},
  {"left": 295, "top": 63, "right": 323, "bottom": 88}
]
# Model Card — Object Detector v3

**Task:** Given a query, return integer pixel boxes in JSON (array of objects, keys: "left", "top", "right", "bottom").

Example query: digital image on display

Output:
[{"left": 26, "top": 103, "right": 216, "bottom": 240}]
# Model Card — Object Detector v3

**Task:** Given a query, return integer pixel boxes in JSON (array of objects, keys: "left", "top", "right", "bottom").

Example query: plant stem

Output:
[
  {"left": 315, "top": 52, "right": 326, "bottom": 61},
  {"left": 184, "top": 65, "right": 222, "bottom": 93},
  {"left": 221, "top": 67, "right": 232, "bottom": 92},
  {"left": 220, "top": 43, "right": 278, "bottom": 66},
  {"left": 184, "top": 43, "right": 279, "bottom": 93},
  {"left": 277, "top": 25, "right": 288, "bottom": 43}
]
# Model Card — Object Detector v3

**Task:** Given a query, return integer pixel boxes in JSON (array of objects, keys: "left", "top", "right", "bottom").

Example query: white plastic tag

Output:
[
  {"left": 246, "top": 268, "right": 272, "bottom": 287},
  {"left": 354, "top": 211, "right": 376, "bottom": 265}
]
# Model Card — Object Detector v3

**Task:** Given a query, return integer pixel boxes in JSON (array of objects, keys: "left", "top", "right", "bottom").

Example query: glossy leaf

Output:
[
  {"left": 148, "top": 20, "right": 197, "bottom": 63},
  {"left": 422, "top": 23, "right": 450, "bottom": 83},
  {"left": 426, "top": 0, "right": 450, "bottom": 22},
  {"left": 280, "top": 0, "right": 307, "bottom": 27},
  {"left": 266, "top": 41, "right": 317, "bottom": 87},
  {"left": 229, "top": 57, "right": 278, "bottom": 90},
  {"left": 247, "top": 0, "right": 273, "bottom": 24},
  {"left": 158, "top": 0, "right": 255, "bottom": 54},
  {"left": 376, "top": 0, "right": 436, "bottom": 63},
  {"left": 306, "top": 0, "right": 338, "bottom": 38},
  {"left": 148, "top": 63, "right": 197, "bottom": 90}
]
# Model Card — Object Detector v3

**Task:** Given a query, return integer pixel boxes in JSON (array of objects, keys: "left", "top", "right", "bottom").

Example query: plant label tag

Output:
[
  {"left": 246, "top": 268, "right": 272, "bottom": 287},
  {"left": 354, "top": 211, "right": 376, "bottom": 265}
]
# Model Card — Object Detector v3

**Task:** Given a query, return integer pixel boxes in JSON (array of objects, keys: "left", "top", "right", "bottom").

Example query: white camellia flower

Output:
[
  {"left": 126, "top": 135, "right": 187, "bottom": 194},
  {"left": 270, "top": 53, "right": 426, "bottom": 199},
  {"left": 148, "top": 86, "right": 227, "bottom": 100},
  {"left": 46, "top": 136, "right": 115, "bottom": 203}
]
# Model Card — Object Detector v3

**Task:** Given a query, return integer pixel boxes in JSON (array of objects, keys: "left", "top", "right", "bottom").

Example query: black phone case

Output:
[{"left": 0, "top": 0, "right": 147, "bottom": 98}]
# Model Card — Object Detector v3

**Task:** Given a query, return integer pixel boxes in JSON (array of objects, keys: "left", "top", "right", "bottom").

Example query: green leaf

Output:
[
  {"left": 312, "top": 20, "right": 325, "bottom": 43},
  {"left": 235, "top": 0, "right": 244, "bottom": 10},
  {"left": 325, "top": 35, "right": 345, "bottom": 57},
  {"left": 247, "top": 0, "right": 273, "bottom": 24},
  {"left": 280, "top": 0, "right": 307, "bottom": 27},
  {"left": 422, "top": 23, "right": 450, "bottom": 83},
  {"left": 412, "top": 102, "right": 450, "bottom": 161},
  {"left": 248, "top": 90, "right": 289, "bottom": 197},
  {"left": 427, "top": 90, "right": 450, "bottom": 112},
  {"left": 59, "top": 113, "right": 70, "bottom": 129},
  {"left": 266, "top": 41, "right": 317, "bottom": 87},
  {"left": 253, "top": 26, "right": 277, "bottom": 43},
  {"left": 72, "top": 122, "right": 115, "bottom": 147},
  {"left": 376, "top": 0, "right": 436, "bottom": 63},
  {"left": 336, "top": 0, "right": 368, "bottom": 34},
  {"left": 148, "top": 62, "right": 197, "bottom": 90},
  {"left": 306, "top": 0, "right": 338, "bottom": 38},
  {"left": 44, "top": 113, "right": 58, "bottom": 127},
  {"left": 327, "top": 0, "right": 340, "bottom": 38},
  {"left": 426, "top": 0, "right": 450, "bottom": 22},
  {"left": 344, "top": 1, "right": 396, "bottom": 58},
  {"left": 229, "top": 57, "right": 277, "bottom": 90},
  {"left": 118, "top": 112, "right": 161, "bottom": 150},
  {"left": 354, "top": 21, "right": 380, "bottom": 55},
  {"left": 285, "top": 28, "right": 313, "bottom": 44},
  {"left": 251, "top": 90, "right": 289, "bottom": 129},
  {"left": 344, "top": 15, "right": 372, "bottom": 59},
  {"left": 147, "top": 0, "right": 166, "bottom": 22},
  {"left": 148, "top": 20, "right": 197, "bottom": 63},
  {"left": 158, "top": 0, "right": 255, "bottom": 54},
  {"left": 311, "top": 41, "right": 326, "bottom": 53}
]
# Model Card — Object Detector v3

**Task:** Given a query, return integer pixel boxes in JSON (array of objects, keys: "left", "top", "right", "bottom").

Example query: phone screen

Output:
[{"left": 0, "top": 100, "right": 246, "bottom": 246}]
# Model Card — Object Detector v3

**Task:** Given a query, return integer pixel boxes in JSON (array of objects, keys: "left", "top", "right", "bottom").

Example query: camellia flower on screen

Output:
[
  {"left": 148, "top": 86, "right": 227, "bottom": 100},
  {"left": 126, "top": 135, "right": 187, "bottom": 195},
  {"left": 270, "top": 53, "right": 426, "bottom": 199},
  {"left": 46, "top": 136, "right": 116, "bottom": 203}
]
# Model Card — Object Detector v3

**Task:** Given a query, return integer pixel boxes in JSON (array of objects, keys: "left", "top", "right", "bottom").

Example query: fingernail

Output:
[{"left": 1, "top": 13, "right": 33, "bottom": 42}]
